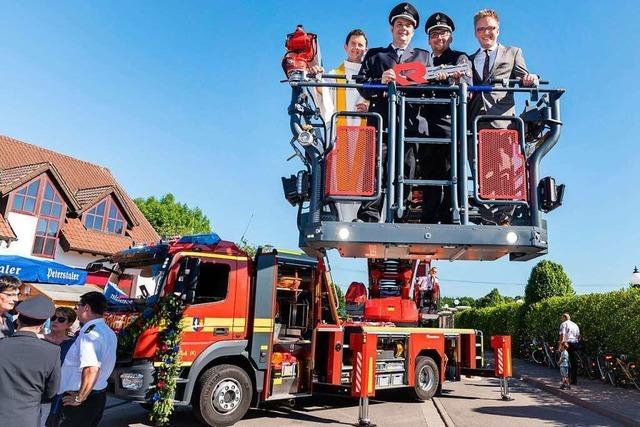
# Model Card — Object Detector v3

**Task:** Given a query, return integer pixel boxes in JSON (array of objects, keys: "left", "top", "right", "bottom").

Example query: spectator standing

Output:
[
  {"left": 0, "top": 295, "right": 60, "bottom": 427},
  {"left": 0, "top": 274, "right": 21, "bottom": 337},
  {"left": 559, "top": 313, "right": 580, "bottom": 385},
  {"left": 41, "top": 306, "right": 78, "bottom": 427},
  {"left": 558, "top": 342, "right": 570, "bottom": 389},
  {"left": 58, "top": 291, "right": 117, "bottom": 427}
]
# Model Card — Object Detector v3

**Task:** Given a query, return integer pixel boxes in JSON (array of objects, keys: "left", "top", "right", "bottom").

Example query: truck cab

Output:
[{"left": 96, "top": 234, "right": 340, "bottom": 426}]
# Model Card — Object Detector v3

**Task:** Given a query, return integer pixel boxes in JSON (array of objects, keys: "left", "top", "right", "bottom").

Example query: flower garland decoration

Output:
[{"left": 117, "top": 294, "right": 185, "bottom": 426}]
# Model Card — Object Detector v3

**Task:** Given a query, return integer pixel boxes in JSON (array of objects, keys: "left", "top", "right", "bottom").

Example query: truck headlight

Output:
[{"left": 120, "top": 373, "right": 144, "bottom": 390}]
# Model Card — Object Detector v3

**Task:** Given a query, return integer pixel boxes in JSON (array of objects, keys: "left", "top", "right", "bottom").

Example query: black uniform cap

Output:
[
  {"left": 388, "top": 2, "right": 419, "bottom": 29},
  {"left": 16, "top": 295, "right": 55, "bottom": 321},
  {"left": 425, "top": 12, "right": 455, "bottom": 34}
]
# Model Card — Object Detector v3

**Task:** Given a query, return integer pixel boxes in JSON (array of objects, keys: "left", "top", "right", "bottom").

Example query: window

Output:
[
  {"left": 12, "top": 180, "right": 40, "bottom": 214},
  {"left": 28, "top": 179, "right": 65, "bottom": 258},
  {"left": 84, "top": 197, "right": 126, "bottom": 235},
  {"left": 194, "top": 263, "right": 230, "bottom": 304}
]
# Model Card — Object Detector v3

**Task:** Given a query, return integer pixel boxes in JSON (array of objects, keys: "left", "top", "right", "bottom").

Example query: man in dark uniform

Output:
[
  {"left": 419, "top": 12, "right": 470, "bottom": 223},
  {"left": 0, "top": 295, "right": 60, "bottom": 427},
  {"left": 356, "top": 2, "right": 431, "bottom": 222}
]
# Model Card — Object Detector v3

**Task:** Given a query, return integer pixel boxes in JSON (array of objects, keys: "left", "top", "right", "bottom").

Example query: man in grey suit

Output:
[
  {"left": 468, "top": 9, "right": 538, "bottom": 129},
  {"left": 0, "top": 296, "right": 60, "bottom": 427},
  {"left": 467, "top": 9, "right": 538, "bottom": 225}
]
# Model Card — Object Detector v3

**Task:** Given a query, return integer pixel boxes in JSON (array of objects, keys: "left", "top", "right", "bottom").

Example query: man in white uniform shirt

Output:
[
  {"left": 58, "top": 291, "right": 117, "bottom": 426},
  {"left": 558, "top": 313, "right": 580, "bottom": 385}
]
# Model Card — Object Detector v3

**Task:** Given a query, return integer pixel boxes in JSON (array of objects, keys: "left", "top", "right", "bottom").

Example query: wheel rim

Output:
[
  {"left": 418, "top": 364, "right": 435, "bottom": 391},
  {"left": 212, "top": 378, "right": 242, "bottom": 414}
]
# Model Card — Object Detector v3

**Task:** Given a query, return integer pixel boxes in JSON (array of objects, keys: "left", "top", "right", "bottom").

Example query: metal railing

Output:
[{"left": 286, "top": 78, "right": 565, "bottom": 229}]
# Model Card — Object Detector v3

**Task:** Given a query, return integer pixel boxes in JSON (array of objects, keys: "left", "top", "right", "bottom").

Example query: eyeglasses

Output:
[
  {"left": 1, "top": 292, "right": 20, "bottom": 298},
  {"left": 429, "top": 30, "right": 450, "bottom": 39},
  {"left": 74, "top": 303, "right": 85, "bottom": 310},
  {"left": 476, "top": 26, "right": 498, "bottom": 33},
  {"left": 51, "top": 316, "right": 68, "bottom": 323}
]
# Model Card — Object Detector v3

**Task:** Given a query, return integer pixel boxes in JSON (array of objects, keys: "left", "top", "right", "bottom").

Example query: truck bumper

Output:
[{"left": 109, "top": 360, "right": 156, "bottom": 401}]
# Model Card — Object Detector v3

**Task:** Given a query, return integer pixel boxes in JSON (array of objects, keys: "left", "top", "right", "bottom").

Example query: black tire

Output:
[
  {"left": 193, "top": 364, "right": 253, "bottom": 427},
  {"left": 596, "top": 356, "right": 609, "bottom": 382},
  {"left": 408, "top": 356, "right": 440, "bottom": 400}
]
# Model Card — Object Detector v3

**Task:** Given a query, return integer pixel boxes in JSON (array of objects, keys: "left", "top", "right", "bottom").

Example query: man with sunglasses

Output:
[
  {"left": 0, "top": 295, "right": 60, "bottom": 427},
  {"left": 58, "top": 291, "right": 116, "bottom": 427},
  {"left": 0, "top": 274, "right": 21, "bottom": 338}
]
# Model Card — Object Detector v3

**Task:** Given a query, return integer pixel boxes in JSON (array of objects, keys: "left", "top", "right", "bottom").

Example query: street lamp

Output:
[{"left": 631, "top": 266, "right": 640, "bottom": 288}]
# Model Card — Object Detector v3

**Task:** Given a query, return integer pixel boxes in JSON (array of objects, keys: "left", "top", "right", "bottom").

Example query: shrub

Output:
[
  {"left": 457, "top": 288, "right": 640, "bottom": 360},
  {"left": 524, "top": 260, "right": 574, "bottom": 305}
]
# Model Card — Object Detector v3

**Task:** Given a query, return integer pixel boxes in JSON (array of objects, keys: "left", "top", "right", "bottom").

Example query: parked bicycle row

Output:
[{"left": 519, "top": 337, "right": 640, "bottom": 391}]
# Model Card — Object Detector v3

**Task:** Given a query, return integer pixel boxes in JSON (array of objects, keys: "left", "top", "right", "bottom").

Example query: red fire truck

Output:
[{"left": 95, "top": 234, "right": 502, "bottom": 427}]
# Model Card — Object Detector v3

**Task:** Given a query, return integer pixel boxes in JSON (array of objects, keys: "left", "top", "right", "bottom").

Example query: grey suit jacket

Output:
[{"left": 468, "top": 44, "right": 533, "bottom": 129}]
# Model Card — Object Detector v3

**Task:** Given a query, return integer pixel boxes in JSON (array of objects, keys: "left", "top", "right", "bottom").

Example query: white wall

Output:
[
  {"left": 54, "top": 246, "right": 101, "bottom": 269},
  {"left": 0, "top": 212, "right": 38, "bottom": 256}
]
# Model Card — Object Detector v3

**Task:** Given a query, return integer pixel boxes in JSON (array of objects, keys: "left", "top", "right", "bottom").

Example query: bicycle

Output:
[
  {"left": 596, "top": 346, "right": 616, "bottom": 386},
  {"left": 611, "top": 354, "right": 640, "bottom": 391}
]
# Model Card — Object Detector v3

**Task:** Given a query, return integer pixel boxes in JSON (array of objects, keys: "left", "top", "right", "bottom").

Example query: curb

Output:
[
  {"left": 432, "top": 397, "right": 455, "bottom": 427},
  {"left": 518, "top": 375, "right": 637, "bottom": 427}
]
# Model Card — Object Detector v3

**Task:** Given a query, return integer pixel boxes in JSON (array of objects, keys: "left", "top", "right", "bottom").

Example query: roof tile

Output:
[
  {"left": 0, "top": 135, "right": 159, "bottom": 254},
  {"left": 0, "top": 215, "right": 16, "bottom": 241}
]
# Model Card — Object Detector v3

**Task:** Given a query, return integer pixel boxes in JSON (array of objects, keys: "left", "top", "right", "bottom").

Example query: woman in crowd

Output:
[{"left": 41, "top": 306, "right": 77, "bottom": 427}]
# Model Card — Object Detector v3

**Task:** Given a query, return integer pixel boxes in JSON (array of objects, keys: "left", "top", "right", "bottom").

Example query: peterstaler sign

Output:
[{"left": 0, "top": 255, "right": 87, "bottom": 285}]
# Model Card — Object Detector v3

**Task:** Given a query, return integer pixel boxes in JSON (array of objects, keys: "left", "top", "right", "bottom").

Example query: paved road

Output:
[
  {"left": 102, "top": 390, "right": 445, "bottom": 427},
  {"left": 101, "top": 374, "right": 624, "bottom": 427},
  {"left": 436, "top": 376, "right": 624, "bottom": 427}
]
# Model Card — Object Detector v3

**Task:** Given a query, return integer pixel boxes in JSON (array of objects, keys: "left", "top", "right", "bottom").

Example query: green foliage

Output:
[
  {"left": 439, "top": 295, "right": 477, "bottom": 308},
  {"left": 134, "top": 193, "right": 211, "bottom": 238},
  {"left": 525, "top": 260, "right": 574, "bottom": 305},
  {"left": 456, "top": 288, "right": 640, "bottom": 360},
  {"left": 237, "top": 238, "right": 257, "bottom": 257},
  {"left": 476, "top": 288, "right": 506, "bottom": 308},
  {"left": 456, "top": 302, "right": 523, "bottom": 348},
  {"left": 332, "top": 283, "right": 346, "bottom": 318}
]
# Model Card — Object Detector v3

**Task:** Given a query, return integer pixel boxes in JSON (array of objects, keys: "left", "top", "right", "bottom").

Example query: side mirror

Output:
[
  {"left": 86, "top": 262, "right": 104, "bottom": 273},
  {"left": 538, "top": 177, "right": 565, "bottom": 212},
  {"left": 182, "top": 290, "right": 196, "bottom": 304},
  {"left": 175, "top": 257, "right": 201, "bottom": 294}
]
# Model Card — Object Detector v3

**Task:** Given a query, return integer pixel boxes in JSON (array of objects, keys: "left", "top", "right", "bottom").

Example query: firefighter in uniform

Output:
[
  {"left": 356, "top": 2, "right": 432, "bottom": 222},
  {"left": 0, "top": 295, "right": 60, "bottom": 427},
  {"left": 58, "top": 291, "right": 117, "bottom": 427},
  {"left": 420, "top": 12, "right": 470, "bottom": 224}
]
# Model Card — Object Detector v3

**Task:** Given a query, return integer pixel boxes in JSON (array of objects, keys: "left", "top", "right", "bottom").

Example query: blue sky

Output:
[{"left": 0, "top": 1, "right": 638, "bottom": 297}]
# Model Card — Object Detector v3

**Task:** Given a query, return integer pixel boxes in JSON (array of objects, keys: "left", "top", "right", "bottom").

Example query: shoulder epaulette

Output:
[{"left": 84, "top": 324, "right": 96, "bottom": 334}]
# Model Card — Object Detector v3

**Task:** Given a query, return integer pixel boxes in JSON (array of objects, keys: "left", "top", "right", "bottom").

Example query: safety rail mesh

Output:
[
  {"left": 324, "top": 125, "right": 376, "bottom": 197},
  {"left": 478, "top": 129, "right": 528, "bottom": 201}
]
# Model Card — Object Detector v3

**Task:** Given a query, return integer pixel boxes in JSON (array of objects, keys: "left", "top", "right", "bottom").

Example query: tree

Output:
[
  {"left": 236, "top": 238, "right": 257, "bottom": 258},
  {"left": 476, "top": 288, "right": 506, "bottom": 308},
  {"left": 134, "top": 193, "right": 211, "bottom": 238},
  {"left": 332, "top": 283, "right": 346, "bottom": 318},
  {"left": 525, "top": 260, "right": 574, "bottom": 305}
]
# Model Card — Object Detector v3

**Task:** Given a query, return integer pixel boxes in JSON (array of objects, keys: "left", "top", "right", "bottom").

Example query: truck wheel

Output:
[
  {"left": 409, "top": 356, "right": 439, "bottom": 400},
  {"left": 193, "top": 364, "right": 253, "bottom": 427}
]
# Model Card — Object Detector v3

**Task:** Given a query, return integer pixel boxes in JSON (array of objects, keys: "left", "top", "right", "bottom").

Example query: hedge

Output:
[{"left": 456, "top": 288, "right": 640, "bottom": 360}]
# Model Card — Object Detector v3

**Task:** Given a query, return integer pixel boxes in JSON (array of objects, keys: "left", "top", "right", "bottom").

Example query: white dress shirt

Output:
[
  {"left": 473, "top": 43, "right": 499, "bottom": 79},
  {"left": 559, "top": 319, "right": 580, "bottom": 343},
  {"left": 59, "top": 318, "right": 117, "bottom": 393}
]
